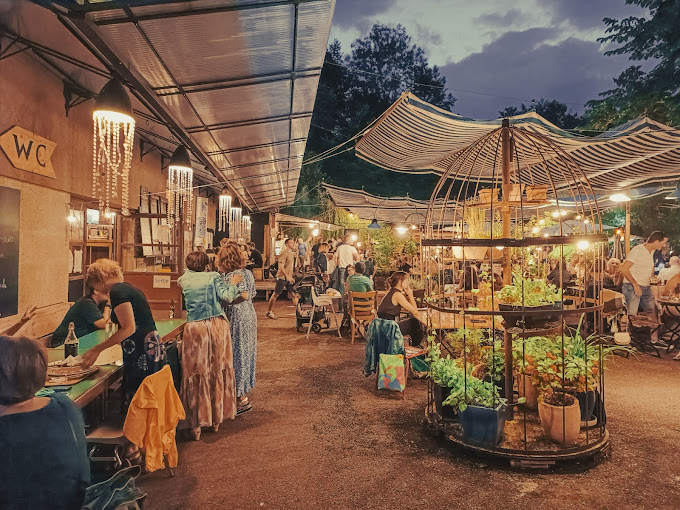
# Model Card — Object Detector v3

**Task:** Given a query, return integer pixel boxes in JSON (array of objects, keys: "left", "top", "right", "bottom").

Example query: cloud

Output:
[
  {"left": 412, "top": 21, "right": 443, "bottom": 48},
  {"left": 475, "top": 8, "right": 525, "bottom": 27},
  {"left": 439, "top": 28, "right": 634, "bottom": 119},
  {"left": 332, "top": 0, "right": 397, "bottom": 30},
  {"left": 538, "top": 0, "right": 648, "bottom": 30}
]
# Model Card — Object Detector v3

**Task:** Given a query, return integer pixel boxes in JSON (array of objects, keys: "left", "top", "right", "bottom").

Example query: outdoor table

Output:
[{"left": 45, "top": 318, "right": 186, "bottom": 407}]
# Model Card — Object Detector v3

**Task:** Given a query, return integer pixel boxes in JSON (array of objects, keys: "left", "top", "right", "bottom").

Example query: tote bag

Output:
[{"left": 377, "top": 353, "right": 406, "bottom": 392}]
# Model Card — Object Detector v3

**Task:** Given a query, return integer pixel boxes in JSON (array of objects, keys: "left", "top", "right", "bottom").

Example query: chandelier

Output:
[
  {"left": 218, "top": 189, "right": 231, "bottom": 231},
  {"left": 166, "top": 146, "right": 193, "bottom": 225},
  {"left": 242, "top": 215, "right": 251, "bottom": 241},
  {"left": 230, "top": 206, "right": 242, "bottom": 239},
  {"left": 92, "top": 79, "right": 135, "bottom": 216}
]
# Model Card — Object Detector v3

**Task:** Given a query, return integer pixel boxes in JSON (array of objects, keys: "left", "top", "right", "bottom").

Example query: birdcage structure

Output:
[{"left": 423, "top": 119, "right": 610, "bottom": 469}]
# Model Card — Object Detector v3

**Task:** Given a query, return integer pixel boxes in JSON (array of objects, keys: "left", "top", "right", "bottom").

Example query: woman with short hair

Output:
[
  {"left": 178, "top": 251, "right": 244, "bottom": 440},
  {"left": 81, "top": 259, "right": 165, "bottom": 407},
  {"left": 218, "top": 243, "right": 258, "bottom": 414},
  {"left": 0, "top": 336, "right": 90, "bottom": 510}
]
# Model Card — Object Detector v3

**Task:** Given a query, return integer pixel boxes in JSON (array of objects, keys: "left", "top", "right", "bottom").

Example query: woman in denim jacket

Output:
[{"left": 177, "top": 251, "right": 244, "bottom": 440}]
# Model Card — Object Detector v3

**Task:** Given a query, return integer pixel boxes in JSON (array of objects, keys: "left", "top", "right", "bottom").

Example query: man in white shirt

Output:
[
  {"left": 657, "top": 256, "right": 680, "bottom": 283},
  {"left": 620, "top": 231, "right": 668, "bottom": 345},
  {"left": 334, "top": 234, "right": 359, "bottom": 298}
]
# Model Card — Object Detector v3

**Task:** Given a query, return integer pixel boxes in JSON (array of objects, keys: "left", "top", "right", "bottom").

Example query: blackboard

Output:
[{"left": 0, "top": 186, "right": 20, "bottom": 317}]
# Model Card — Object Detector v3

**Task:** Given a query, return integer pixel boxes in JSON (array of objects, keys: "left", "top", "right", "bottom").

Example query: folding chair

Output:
[
  {"left": 348, "top": 291, "right": 377, "bottom": 344},
  {"left": 306, "top": 287, "right": 341, "bottom": 339}
]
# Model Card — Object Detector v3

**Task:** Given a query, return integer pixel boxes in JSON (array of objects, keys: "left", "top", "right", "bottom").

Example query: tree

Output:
[
  {"left": 584, "top": 0, "right": 680, "bottom": 130},
  {"left": 498, "top": 99, "right": 582, "bottom": 129},
  {"left": 285, "top": 24, "right": 455, "bottom": 217}
]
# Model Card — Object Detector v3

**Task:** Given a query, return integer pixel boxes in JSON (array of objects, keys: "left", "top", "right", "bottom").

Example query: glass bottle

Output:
[{"left": 64, "top": 322, "right": 79, "bottom": 358}]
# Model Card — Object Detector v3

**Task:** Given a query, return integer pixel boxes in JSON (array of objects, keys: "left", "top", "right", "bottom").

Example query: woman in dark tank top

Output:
[{"left": 377, "top": 271, "right": 423, "bottom": 346}]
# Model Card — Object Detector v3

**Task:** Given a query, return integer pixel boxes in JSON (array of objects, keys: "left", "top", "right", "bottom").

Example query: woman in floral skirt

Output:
[
  {"left": 177, "top": 251, "right": 244, "bottom": 440},
  {"left": 218, "top": 242, "right": 258, "bottom": 414}
]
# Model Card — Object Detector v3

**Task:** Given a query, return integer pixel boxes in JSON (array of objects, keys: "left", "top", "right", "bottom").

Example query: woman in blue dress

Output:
[{"left": 218, "top": 242, "right": 258, "bottom": 414}]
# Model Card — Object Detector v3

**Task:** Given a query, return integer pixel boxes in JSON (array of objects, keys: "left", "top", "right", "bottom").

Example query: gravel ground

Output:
[{"left": 139, "top": 301, "right": 680, "bottom": 510}]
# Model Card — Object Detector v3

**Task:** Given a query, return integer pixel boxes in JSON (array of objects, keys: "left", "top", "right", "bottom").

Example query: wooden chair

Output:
[
  {"left": 348, "top": 291, "right": 377, "bottom": 344},
  {"left": 252, "top": 267, "right": 264, "bottom": 281}
]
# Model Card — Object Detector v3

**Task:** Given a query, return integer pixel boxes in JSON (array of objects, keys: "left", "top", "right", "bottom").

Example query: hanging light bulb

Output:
[
  {"left": 92, "top": 78, "right": 135, "bottom": 216},
  {"left": 67, "top": 207, "right": 77, "bottom": 223},
  {"left": 218, "top": 188, "right": 231, "bottom": 232},
  {"left": 166, "top": 146, "right": 194, "bottom": 225}
]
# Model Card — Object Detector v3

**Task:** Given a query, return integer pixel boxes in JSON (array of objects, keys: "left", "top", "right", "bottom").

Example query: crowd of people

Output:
[{"left": 0, "top": 241, "right": 259, "bottom": 508}]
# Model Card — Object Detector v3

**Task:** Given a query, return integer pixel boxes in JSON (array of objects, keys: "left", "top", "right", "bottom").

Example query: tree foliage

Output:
[
  {"left": 498, "top": 99, "right": 583, "bottom": 129},
  {"left": 282, "top": 24, "right": 455, "bottom": 218},
  {"left": 584, "top": 0, "right": 680, "bottom": 129}
]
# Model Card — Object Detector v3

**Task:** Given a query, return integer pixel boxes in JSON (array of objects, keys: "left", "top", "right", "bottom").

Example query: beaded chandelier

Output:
[
  {"left": 92, "top": 79, "right": 135, "bottom": 216},
  {"left": 166, "top": 146, "right": 194, "bottom": 225},
  {"left": 218, "top": 189, "right": 231, "bottom": 232}
]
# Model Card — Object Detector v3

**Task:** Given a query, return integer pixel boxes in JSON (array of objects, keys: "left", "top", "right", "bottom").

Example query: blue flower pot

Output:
[{"left": 459, "top": 403, "right": 507, "bottom": 446}]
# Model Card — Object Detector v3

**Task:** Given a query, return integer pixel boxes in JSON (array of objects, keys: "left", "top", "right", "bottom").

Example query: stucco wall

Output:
[{"left": 0, "top": 49, "right": 217, "bottom": 318}]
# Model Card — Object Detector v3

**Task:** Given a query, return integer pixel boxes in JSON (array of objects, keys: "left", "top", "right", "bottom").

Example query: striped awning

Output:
[
  {"left": 356, "top": 93, "right": 680, "bottom": 193},
  {"left": 323, "top": 183, "right": 447, "bottom": 225}
]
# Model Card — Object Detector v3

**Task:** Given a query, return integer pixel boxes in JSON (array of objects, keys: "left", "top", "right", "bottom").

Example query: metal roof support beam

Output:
[
  {"left": 224, "top": 168, "right": 297, "bottom": 183},
  {"left": 90, "top": 0, "right": 331, "bottom": 25},
  {"left": 57, "top": 11, "right": 250, "bottom": 210},
  {"left": 186, "top": 112, "right": 313, "bottom": 134},
  {"left": 153, "top": 67, "right": 321, "bottom": 96},
  {"left": 206, "top": 138, "right": 307, "bottom": 156},
  {"left": 227, "top": 155, "right": 303, "bottom": 172}
]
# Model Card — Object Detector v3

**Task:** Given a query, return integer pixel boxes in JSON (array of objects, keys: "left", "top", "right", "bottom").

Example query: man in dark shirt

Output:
[
  {"left": 48, "top": 289, "right": 110, "bottom": 347},
  {"left": 248, "top": 242, "right": 264, "bottom": 268},
  {"left": 311, "top": 237, "right": 322, "bottom": 261}
]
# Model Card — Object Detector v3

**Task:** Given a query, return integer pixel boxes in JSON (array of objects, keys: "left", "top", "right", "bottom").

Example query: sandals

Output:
[{"left": 237, "top": 397, "right": 252, "bottom": 415}]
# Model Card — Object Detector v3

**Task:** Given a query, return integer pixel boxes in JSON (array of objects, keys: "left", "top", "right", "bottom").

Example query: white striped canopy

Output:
[
  {"left": 356, "top": 93, "right": 680, "bottom": 193},
  {"left": 323, "top": 183, "right": 446, "bottom": 225}
]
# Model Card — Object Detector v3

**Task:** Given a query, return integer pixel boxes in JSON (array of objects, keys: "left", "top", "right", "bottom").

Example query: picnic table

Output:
[{"left": 45, "top": 318, "right": 186, "bottom": 407}]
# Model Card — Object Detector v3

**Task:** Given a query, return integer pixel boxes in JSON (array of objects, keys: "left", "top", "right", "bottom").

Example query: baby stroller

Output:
[{"left": 295, "top": 273, "right": 331, "bottom": 333}]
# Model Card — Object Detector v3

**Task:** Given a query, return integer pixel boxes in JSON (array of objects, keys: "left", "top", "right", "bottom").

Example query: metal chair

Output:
[{"left": 306, "top": 287, "right": 342, "bottom": 339}]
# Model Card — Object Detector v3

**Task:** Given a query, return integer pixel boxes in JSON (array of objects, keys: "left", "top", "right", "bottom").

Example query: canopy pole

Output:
[
  {"left": 501, "top": 119, "right": 514, "bottom": 406},
  {"left": 625, "top": 201, "right": 631, "bottom": 257}
]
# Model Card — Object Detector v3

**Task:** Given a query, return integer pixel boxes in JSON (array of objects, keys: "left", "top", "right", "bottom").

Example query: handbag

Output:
[{"left": 377, "top": 353, "right": 406, "bottom": 392}]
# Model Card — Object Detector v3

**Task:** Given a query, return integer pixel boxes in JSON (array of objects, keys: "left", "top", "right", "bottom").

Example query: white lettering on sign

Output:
[
  {"left": 0, "top": 126, "right": 57, "bottom": 178},
  {"left": 153, "top": 275, "right": 171, "bottom": 289}
]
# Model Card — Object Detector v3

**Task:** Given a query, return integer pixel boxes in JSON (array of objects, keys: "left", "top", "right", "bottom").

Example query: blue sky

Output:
[{"left": 330, "top": 0, "right": 649, "bottom": 119}]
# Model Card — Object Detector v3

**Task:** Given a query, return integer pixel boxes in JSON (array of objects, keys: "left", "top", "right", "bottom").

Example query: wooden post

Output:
[
  {"left": 501, "top": 119, "right": 514, "bottom": 405},
  {"left": 624, "top": 201, "right": 631, "bottom": 257}
]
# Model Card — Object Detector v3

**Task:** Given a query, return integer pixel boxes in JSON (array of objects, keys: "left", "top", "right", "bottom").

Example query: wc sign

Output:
[{"left": 0, "top": 126, "right": 57, "bottom": 179}]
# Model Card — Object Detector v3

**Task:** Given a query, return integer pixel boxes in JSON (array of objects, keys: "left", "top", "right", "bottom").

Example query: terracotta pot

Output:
[
  {"left": 504, "top": 184, "right": 525, "bottom": 202},
  {"left": 526, "top": 185, "right": 549, "bottom": 201},
  {"left": 477, "top": 188, "right": 498, "bottom": 203},
  {"left": 517, "top": 373, "right": 538, "bottom": 410},
  {"left": 451, "top": 246, "right": 489, "bottom": 260},
  {"left": 538, "top": 399, "right": 580, "bottom": 444}
]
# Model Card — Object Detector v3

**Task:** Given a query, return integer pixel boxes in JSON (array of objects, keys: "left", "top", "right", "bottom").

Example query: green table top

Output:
[{"left": 45, "top": 318, "right": 185, "bottom": 405}]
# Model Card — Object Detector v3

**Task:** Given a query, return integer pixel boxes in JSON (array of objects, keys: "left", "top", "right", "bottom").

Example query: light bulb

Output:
[
  {"left": 576, "top": 215, "right": 582, "bottom": 220},
  {"left": 495, "top": 246, "right": 504, "bottom": 251},
  {"left": 560, "top": 210, "right": 567, "bottom": 216},
  {"left": 351, "top": 234, "right": 358, "bottom": 241},
  {"left": 584, "top": 219, "right": 590, "bottom": 224},
  {"left": 539, "top": 219, "right": 545, "bottom": 225},
  {"left": 577, "top": 240, "right": 590, "bottom": 250},
  {"left": 312, "top": 228, "right": 319, "bottom": 236},
  {"left": 551, "top": 211, "right": 560, "bottom": 218},
  {"left": 531, "top": 226, "right": 540, "bottom": 234},
  {"left": 543, "top": 233, "right": 549, "bottom": 238}
]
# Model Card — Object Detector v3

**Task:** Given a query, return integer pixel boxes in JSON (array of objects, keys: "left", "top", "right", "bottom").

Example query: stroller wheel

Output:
[{"left": 311, "top": 322, "right": 322, "bottom": 333}]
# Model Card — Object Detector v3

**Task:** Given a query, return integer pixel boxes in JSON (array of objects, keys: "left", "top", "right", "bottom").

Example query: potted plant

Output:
[
  {"left": 538, "top": 390, "right": 581, "bottom": 445},
  {"left": 477, "top": 188, "right": 498, "bottom": 204},
  {"left": 449, "top": 375, "right": 508, "bottom": 446},
  {"left": 525, "top": 185, "right": 549, "bottom": 201},
  {"left": 496, "top": 272, "right": 562, "bottom": 329}
]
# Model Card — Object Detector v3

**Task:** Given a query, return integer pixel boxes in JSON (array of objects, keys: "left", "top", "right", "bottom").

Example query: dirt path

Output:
[{"left": 140, "top": 301, "right": 680, "bottom": 509}]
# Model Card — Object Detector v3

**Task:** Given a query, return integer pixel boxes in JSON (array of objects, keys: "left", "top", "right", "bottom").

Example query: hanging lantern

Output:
[
  {"left": 230, "top": 206, "right": 242, "bottom": 240},
  {"left": 218, "top": 188, "right": 231, "bottom": 232},
  {"left": 242, "top": 215, "right": 251, "bottom": 241},
  {"left": 166, "top": 146, "right": 194, "bottom": 225},
  {"left": 92, "top": 78, "right": 135, "bottom": 216}
]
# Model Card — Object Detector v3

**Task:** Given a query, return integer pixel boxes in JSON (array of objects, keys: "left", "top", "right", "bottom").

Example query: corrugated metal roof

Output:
[{"left": 4, "top": 0, "right": 334, "bottom": 212}]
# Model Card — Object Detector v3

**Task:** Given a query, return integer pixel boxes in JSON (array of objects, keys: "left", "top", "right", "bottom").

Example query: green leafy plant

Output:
[
  {"left": 444, "top": 327, "right": 487, "bottom": 362},
  {"left": 495, "top": 272, "right": 562, "bottom": 307},
  {"left": 428, "top": 338, "right": 504, "bottom": 411}
]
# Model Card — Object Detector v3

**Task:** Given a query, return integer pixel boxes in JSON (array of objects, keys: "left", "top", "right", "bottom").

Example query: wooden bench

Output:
[
  {"left": 255, "top": 280, "right": 277, "bottom": 300},
  {"left": 0, "top": 302, "right": 71, "bottom": 339}
]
